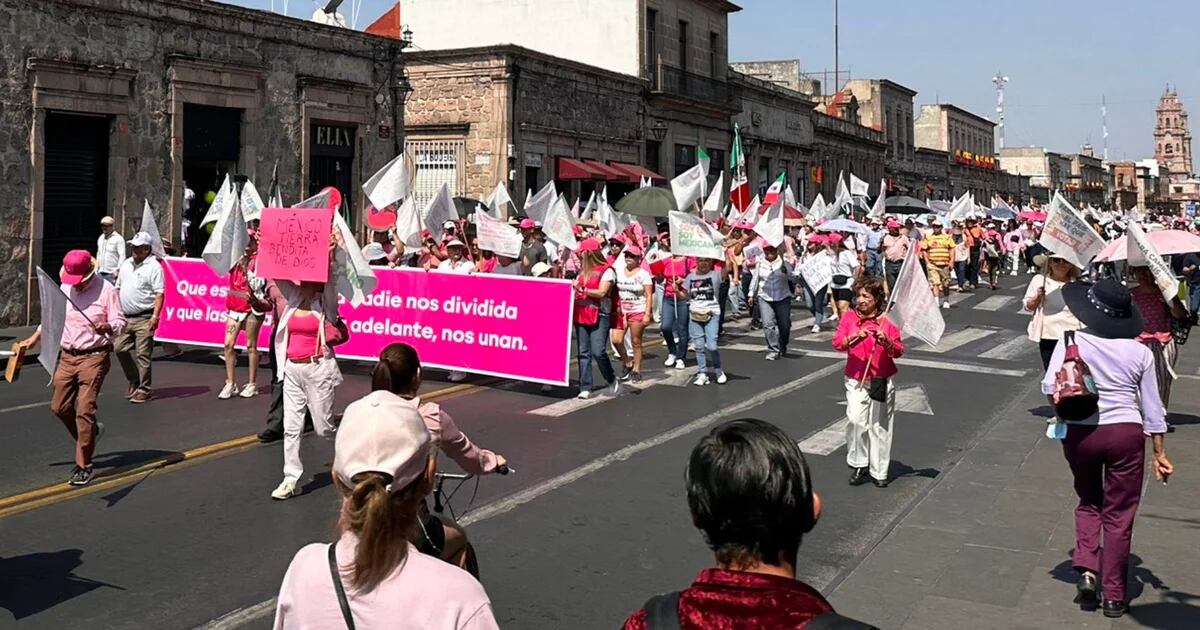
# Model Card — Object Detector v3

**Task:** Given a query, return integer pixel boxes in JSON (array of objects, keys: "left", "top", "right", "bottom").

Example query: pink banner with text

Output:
[{"left": 155, "top": 258, "right": 574, "bottom": 385}]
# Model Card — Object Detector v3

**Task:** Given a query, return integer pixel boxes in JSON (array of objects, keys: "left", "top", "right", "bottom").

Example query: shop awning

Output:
[
  {"left": 556, "top": 157, "right": 609, "bottom": 180},
  {"left": 582, "top": 160, "right": 626, "bottom": 181},
  {"left": 607, "top": 162, "right": 668, "bottom": 184}
]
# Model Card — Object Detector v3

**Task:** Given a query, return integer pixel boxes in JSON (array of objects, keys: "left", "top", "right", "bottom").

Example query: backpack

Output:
[
  {"left": 643, "top": 591, "right": 878, "bottom": 630},
  {"left": 1051, "top": 331, "right": 1100, "bottom": 422}
]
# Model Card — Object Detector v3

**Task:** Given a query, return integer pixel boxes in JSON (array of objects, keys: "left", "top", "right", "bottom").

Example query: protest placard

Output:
[
  {"left": 668, "top": 211, "right": 725, "bottom": 259},
  {"left": 256, "top": 206, "right": 335, "bottom": 282},
  {"left": 476, "top": 208, "right": 522, "bottom": 258},
  {"left": 1038, "top": 192, "right": 1105, "bottom": 269},
  {"left": 1127, "top": 220, "right": 1179, "bottom": 301},
  {"left": 798, "top": 254, "right": 832, "bottom": 292},
  {"left": 886, "top": 246, "right": 945, "bottom": 348},
  {"left": 156, "top": 258, "right": 574, "bottom": 385}
]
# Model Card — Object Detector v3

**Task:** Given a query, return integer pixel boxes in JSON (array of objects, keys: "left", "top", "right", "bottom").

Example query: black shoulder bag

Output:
[{"left": 328, "top": 544, "right": 357, "bottom": 630}]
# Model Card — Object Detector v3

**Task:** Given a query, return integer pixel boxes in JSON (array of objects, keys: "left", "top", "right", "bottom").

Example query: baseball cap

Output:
[
  {"left": 578, "top": 238, "right": 602, "bottom": 252},
  {"left": 442, "top": 220, "right": 457, "bottom": 230},
  {"left": 828, "top": 233, "right": 844, "bottom": 244},
  {"left": 334, "top": 391, "right": 432, "bottom": 493},
  {"left": 446, "top": 239, "right": 466, "bottom": 248},
  {"left": 531, "top": 262, "right": 552, "bottom": 277},
  {"left": 625, "top": 245, "right": 644, "bottom": 257},
  {"left": 100, "top": 216, "right": 115, "bottom": 226},
  {"left": 519, "top": 218, "right": 536, "bottom": 229},
  {"left": 60, "top": 250, "right": 96, "bottom": 285},
  {"left": 886, "top": 220, "right": 901, "bottom": 229},
  {"left": 130, "top": 232, "right": 154, "bottom": 248}
]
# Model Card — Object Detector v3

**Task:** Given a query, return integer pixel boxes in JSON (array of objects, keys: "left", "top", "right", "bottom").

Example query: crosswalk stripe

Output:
[
  {"left": 978, "top": 334, "right": 1034, "bottom": 360},
  {"left": 974, "top": 295, "right": 1016, "bottom": 311},
  {"left": 527, "top": 369, "right": 694, "bottom": 417},
  {"left": 927, "top": 327, "right": 996, "bottom": 353},
  {"left": 797, "top": 417, "right": 850, "bottom": 456},
  {"left": 947, "top": 291, "right": 972, "bottom": 305}
]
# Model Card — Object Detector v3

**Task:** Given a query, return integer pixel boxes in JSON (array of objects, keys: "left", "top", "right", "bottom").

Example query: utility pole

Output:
[
  {"left": 993, "top": 71, "right": 1008, "bottom": 150},
  {"left": 833, "top": 0, "right": 839, "bottom": 93},
  {"left": 1101, "top": 95, "right": 1109, "bottom": 161}
]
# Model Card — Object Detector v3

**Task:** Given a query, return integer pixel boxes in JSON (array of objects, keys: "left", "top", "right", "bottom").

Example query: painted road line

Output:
[
  {"left": 527, "top": 368, "right": 693, "bottom": 418},
  {"left": 979, "top": 334, "right": 1033, "bottom": 360},
  {"left": 974, "top": 295, "right": 1016, "bottom": 311},
  {"left": 196, "top": 362, "right": 845, "bottom": 630},
  {"left": 799, "top": 384, "right": 934, "bottom": 456},
  {"left": 0, "top": 380, "right": 495, "bottom": 520},
  {"left": 947, "top": 291, "right": 972, "bottom": 305},
  {"left": 927, "top": 327, "right": 997, "bottom": 353},
  {"left": 722, "top": 344, "right": 1029, "bottom": 377},
  {"left": 0, "top": 401, "right": 50, "bottom": 414}
]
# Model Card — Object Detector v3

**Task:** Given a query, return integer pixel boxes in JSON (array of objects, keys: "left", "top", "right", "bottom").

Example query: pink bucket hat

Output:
[{"left": 60, "top": 250, "right": 96, "bottom": 285}]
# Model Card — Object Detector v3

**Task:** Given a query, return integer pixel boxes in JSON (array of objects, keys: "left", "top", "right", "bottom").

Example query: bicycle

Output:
[{"left": 421, "top": 463, "right": 511, "bottom": 578}]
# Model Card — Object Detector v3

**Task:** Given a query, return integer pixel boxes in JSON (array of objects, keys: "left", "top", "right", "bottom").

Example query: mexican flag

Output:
[
  {"left": 729, "top": 123, "right": 750, "bottom": 211},
  {"left": 761, "top": 172, "right": 786, "bottom": 208}
]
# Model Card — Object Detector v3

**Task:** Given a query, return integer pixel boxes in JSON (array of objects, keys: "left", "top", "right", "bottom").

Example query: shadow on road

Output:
[
  {"left": 0, "top": 549, "right": 125, "bottom": 620},
  {"left": 1046, "top": 553, "right": 1200, "bottom": 625},
  {"left": 51, "top": 449, "right": 182, "bottom": 473},
  {"left": 1166, "top": 412, "right": 1200, "bottom": 427},
  {"left": 889, "top": 461, "right": 940, "bottom": 480},
  {"left": 151, "top": 385, "right": 210, "bottom": 400}
]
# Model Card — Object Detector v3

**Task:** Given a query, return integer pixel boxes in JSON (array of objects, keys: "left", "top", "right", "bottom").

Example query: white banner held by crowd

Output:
[
  {"left": 476, "top": 208, "right": 523, "bottom": 258},
  {"left": 1127, "top": 219, "right": 1179, "bottom": 301},
  {"left": 886, "top": 245, "right": 945, "bottom": 348},
  {"left": 668, "top": 211, "right": 725, "bottom": 260},
  {"left": 798, "top": 254, "right": 832, "bottom": 292},
  {"left": 1039, "top": 192, "right": 1105, "bottom": 270}
]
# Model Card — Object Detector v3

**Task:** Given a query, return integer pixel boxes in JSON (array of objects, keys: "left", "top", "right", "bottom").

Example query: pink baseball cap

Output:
[
  {"left": 886, "top": 220, "right": 901, "bottom": 229},
  {"left": 578, "top": 238, "right": 602, "bottom": 252},
  {"left": 808, "top": 234, "right": 827, "bottom": 244},
  {"left": 734, "top": 220, "right": 755, "bottom": 230},
  {"left": 827, "top": 233, "right": 844, "bottom": 244},
  {"left": 625, "top": 245, "right": 644, "bottom": 257},
  {"left": 519, "top": 218, "right": 536, "bottom": 229},
  {"left": 334, "top": 391, "right": 432, "bottom": 493},
  {"left": 60, "top": 250, "right": 96, "bottom": 285},
  {"left": 658, "top": 231, "right": 670, "bottom": 240},
  {"left": 573, "top": 225, "right": 584, "bottom": 236}
]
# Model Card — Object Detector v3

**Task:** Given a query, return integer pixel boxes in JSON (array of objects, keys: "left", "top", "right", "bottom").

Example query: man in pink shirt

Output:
[{"left": 21, "top": 250, "right": 127, "bottom": 486}]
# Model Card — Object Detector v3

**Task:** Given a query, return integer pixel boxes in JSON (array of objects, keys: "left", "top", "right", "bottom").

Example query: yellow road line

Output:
[{"left": 0, "top": 380, "right": 496, "bottom": 519}]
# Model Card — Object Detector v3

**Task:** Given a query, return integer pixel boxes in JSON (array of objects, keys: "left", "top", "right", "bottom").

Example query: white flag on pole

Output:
[
  {"left": 393, "top": 196, "right": 422, "bottom": 249},
  {"left": 671, "top": 160, "right": 709, "bottom": 211},
  {"left": 868, "top": 180, "right": 887, "bottom": 219},
  {"left": 330, "top": 211, "right": 377, "bottom": 307},
  {"left": 362, "top": 154, "right": 413, "bottom": 211},
  {"left": 1038, "top": 192, "right": 1105, "bottom": 270},
  {"left": 580, "top": 190, "right": 596, "bottom": 222},
  {"left": 199, "top": 174, "right": 235, "bottom": 227},
  {"left": 668, "top": 211, "right": 725, "bottom": 259},
  {"left": 202, "top": 195, "right": 248, "bottom": 276},
  {"left": 1127, "top": 218, "right": 1179, "bottom": 301},
  {"left": 484, "top": 182, "right": 513, "bottom": 219},
  {"left": 140, "top": 200, "right": 167, "bottom": 259},
  {"left": 544, "top": 194, "right": 579, "bottom": 251},
  {"left": 240, "top": 180, "right": 266, "bottom": 222},
  {"left": 35, "top": 267, "right": 67, "bottom": 379},
  {"left": 753, "top": 196, "right": 785, "bottom": 247},
  {"left": 886, "top": 244, "right": 945, "bottom": 349},
  {"left": 476, "top": 207, "right": 523, "bottom": 258},
  {"left": 945, "top": 192, "right": 973, "bottom": 221},
  {"left": 810, "top": 193, "right": 828, "bottom": 219},
  {"left": 640, "top": 176, "right": 652, "bottom": 189},
  {"left": 850, "top": 173, "right": 870, "bottom": 197},
  {"left": 525, "top": 181, "right": 557, "bottom": 223},
  {"left": 422, "top": 183, "right": 459, "bottom": 243},
  {"left": 701, "top": 171, "right": 724, "bottom": 222}
]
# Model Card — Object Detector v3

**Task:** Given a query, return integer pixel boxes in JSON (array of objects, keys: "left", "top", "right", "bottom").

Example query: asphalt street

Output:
[{"left": 0, "top": 280, "right": 1049, "bottom": 629}]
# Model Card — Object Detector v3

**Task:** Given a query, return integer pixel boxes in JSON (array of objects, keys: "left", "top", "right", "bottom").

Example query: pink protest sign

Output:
[
  {"left": 156, "top": 259, "right": 574, "bottom": 385},
  {"left": 256, "top": 206, "right": 335, "bottom": 282}
]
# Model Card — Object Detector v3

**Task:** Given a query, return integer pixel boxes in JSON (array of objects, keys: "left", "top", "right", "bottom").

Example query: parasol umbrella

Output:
[
  {"left": 816, "top": 218, "right": 870, "bottom": 235},
  {"left": 784, "top": 205, "right": 807, "bottom": 227},
  {"left": 452, "top": 196, "right": 483, "bottom": 220},
  {"left": 885, "top": 195, "right": 930, "bottom": 215},
  {"left": 1093, "top": 229, "right": 1200, "bottom": 262},
  {"left": 928, "top": 200, "right": 952, "bottom": 214},
  {"left": 615, "top": 187, "right": 678, "bottom": 217},
  {"left": 987, "top": 206, "right": 1017, "bottom": 220},
  {"left": 1018, "top": 210, "right": 1047, "bottom": 222}
]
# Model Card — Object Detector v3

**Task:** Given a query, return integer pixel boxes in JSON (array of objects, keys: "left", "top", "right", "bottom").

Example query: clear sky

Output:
[{"left": 227, "top": 0, "right": 1197, "bottom": 161}]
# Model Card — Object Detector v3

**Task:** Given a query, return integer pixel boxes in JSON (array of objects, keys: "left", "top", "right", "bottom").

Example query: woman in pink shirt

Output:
[
  {"left": 1129, "top": 266, "right": 1188, "bottom": 412},
  {"left": 833, "top": 277, "right": 905, "bottom": 488}
]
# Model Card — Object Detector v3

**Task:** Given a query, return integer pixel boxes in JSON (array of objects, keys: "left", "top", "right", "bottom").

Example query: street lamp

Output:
[{"left": 650, "top": 120, "right": 668, "bottom": 141}]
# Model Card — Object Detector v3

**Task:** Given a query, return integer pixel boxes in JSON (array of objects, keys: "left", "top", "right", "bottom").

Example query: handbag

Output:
[
  {"left": 328, "top": 544, "right": 357, "bottom": 630},
  {"left": 1051, "top": 330, "right": 1100, "bottom": 422},
  {"left": 867, "top": 377, "right": 888, "bottom": 402},
  {"left": 689, "top": 310, "right": 713, "bottom": 323}
]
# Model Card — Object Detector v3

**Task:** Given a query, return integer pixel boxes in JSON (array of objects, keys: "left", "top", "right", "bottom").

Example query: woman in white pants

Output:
[
  {"left": 832, "top": 277, "right": 905, "bottom": 488},
  {"left": 271, "top": 279, "right": 349, "bottom": 500}
]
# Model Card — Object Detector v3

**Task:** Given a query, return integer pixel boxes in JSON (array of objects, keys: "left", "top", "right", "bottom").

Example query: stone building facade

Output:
[
  {"left": 841, "top": 79, "right": 919, "bottom": 194},
  {"left": 403, "top": 46, "right": 646, "bottom": 207},
  {"left": 1154, "top": 87, "right": 1193, "bottom": 182},
  {"left": 914, "top": 103, "right": 998, "bottom": 200},
  {"left": 0, "top": 0, "right": 402, "bottom": 325},
  {"left": 729, "top": 71, "right": 815, "bottom": 201},
  {"left": 811, "top": 112, "right": 887, "bottom": 202},
  {"left": 1067, "top": 150, "right": 1105, "bottom": 208},
  {"left": 998, "top": 147, "right": 1070, "bottom": 204}
]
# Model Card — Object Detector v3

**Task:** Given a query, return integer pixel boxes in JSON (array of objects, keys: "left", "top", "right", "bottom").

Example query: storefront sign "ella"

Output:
[{"left": 315, "top": 125, "right": 353, "bottom": 147}]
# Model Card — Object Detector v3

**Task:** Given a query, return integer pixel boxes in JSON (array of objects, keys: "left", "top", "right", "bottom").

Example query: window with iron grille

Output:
[{"left": 408, "top": 139, "right": 466, "bottom": 209}]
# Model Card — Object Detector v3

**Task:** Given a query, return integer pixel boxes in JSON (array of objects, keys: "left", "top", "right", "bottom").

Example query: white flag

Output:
[
  {"left": 476, "top": 208, "right": 523, "bottom": 258},
  {"left": 850, "top": 173, "right": 870, "bottom": 197},
  {"left": 525, "top": 180, "right": 557, "bottom": 223},
  {"left": 393, "top": 196, "right": 422, "bottom": 249},
  {"left": 199, "top": 174, "right": 235, "bottom": 226},
  {"left": 362, "top": 154, "right": 413, "bottom": 210},
  {"left": 421, "top": 183, "right": 459, "bottom": 242},
  {"left": 1039, "top": 192, "right": 1105, "bottom": 270},
  {"left": 544, "top": 194, "right": 579, "bottom": 251},
  {"left": 831, "top": 173, "right": 852, "bottom": 217},
  {"left": 753, "top": 197, "right": 785, "bottom": 247},
  {"left": 701, "top": 171, "right": 725, "bottom": 222},
  {"left": 202, "top": 195, "right": 248, "bottom": 276},
  {"left": 868, "top": 180, "right": 887, "bottom": 219},
  {"left": 580, "top": 190, "right": 596, "bottom": 222},
  {"left": 1127, "top": 219, "right": 1179, "bottom": 301},
  {"left": 332, "top": 211, "right": 378, "bottom": 307},
  {"left": 671, "top": 160, "right": 709, "bottom": 212},
  {"left": 484, "top": 182, "right": 513, "bottom": 219},
  {"left": 886, "top": 245, "right": 945, "bottom": 349},
  {"left": 240, "top": 180, "right": 266, "bottom": 222},
  {"left": 640, "top": 176, "right": 652, "bottom": 189},
  {"left": 140, "top": 200, "right": 167, "bottom": 259},
  {"left": 35, "top": 267, "right": 67, "bottom": 379},
  {"left": 668, "top": 211, "right": 725, "bottom": 259},
  {"left": 810, "top": 193, "right": 827, "bottom": 219},
  {"left": 734, "top": 195, "right": 762, "bottom": 226}
]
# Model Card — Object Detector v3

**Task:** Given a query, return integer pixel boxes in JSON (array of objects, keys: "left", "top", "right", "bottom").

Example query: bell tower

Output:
[{"left": 1154, "top": 86, "right": 1193, "bottom": 182}]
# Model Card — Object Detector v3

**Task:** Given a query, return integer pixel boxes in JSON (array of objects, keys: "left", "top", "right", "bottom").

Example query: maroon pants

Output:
[{"left": 1061, "top": 423, "right": 1145, "bottom": 602}]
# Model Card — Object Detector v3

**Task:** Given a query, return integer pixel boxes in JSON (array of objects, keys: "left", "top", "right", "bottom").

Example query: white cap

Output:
[
  {"left": 531, "top": 262, "right": 551, "bottom": 277},
  {"left": 130, "top": 232, "right": 154, "bottom": 247},
  {"left": 446, "top": 239, "right": 466, "bottom": 248},
  {"left": 334, "top": 391, "right": 432, "bottom": 493},
  {"left": 442, "top": 220, "right": 457, "bottom": 230},
  {"left": 361, "top": 242, "right": 386, "bottom": 260},
  {"left": 100, "top": 216, "right": 115, "bottom": 226}
]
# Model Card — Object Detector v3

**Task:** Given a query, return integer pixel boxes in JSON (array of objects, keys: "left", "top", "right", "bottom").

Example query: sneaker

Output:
[
  {"left": 829, "top": 311, "right": 839, "bottom": 321},
  {"left": 130, "top": 390, "right": 151, "bottom": 404},
  {"left": 271, "top": 479, "right": 301, "bottom": 500},
  {"left": 693, "top": 373, "right": 710, "bottom": 386},
  {"left": 811, "top": 324, "right": 821, "bottom": 333},
  {"left": 218, "top": 382, "right": 237, "bottom": 399},
  {"left": 631, "top": 372, "right": 643, "bottom": 383},
  {"left": 611, "top": 380, "right": 621, "bottom": 395},
  {"left": 619, "top": 364, "right": 633, "bottom": 381},
  {"left": 239, "top": 383, "right": 258, "bottom": 398},
  {"left": 765, "top": 352, "right": 778, "bottom": 361},
  {"left": 674, "top": 359, "right": 685, "bottom": 369},
  {"left": 577, "top": 389, "right": 592, "bottom": 400},
  {"left": 715, "top": 370, "right": 728, "bottom": 384},
  {"left": 124, "top": 385, "right": 136, "bottom": 399},
  {"left": 663, "top": 354, "right": 677, "bottom": 367},
  {"left": 448, "top": 371, "right": 467, "bottom": 382},
  {"left": 941, "top": 301, "right": 950, "bottom": 309},
  {"left": 68, "top": 466, "right": 95, "bottom": 487}
]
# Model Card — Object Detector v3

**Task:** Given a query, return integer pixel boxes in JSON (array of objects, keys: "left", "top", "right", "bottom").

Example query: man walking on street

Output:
[
  {"left": 881, "top": 220, "right": 909, "bottom": 292},
  {"left": 96, "top": 216, "right": 124, "bottom": 283},
  {"left": 114, "top": 232, "right": 164, "bottom": 403},
  {"left": 923, "top": 220, "right": 955, "bottom": 309},
  {"left": 20, "top": 250, "right": 126, "bottom": 486}
]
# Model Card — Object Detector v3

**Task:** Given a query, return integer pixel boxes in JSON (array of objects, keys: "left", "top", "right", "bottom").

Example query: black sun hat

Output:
[{"left": 1061, "top": 279, "right": 1144, "bottom": 340}]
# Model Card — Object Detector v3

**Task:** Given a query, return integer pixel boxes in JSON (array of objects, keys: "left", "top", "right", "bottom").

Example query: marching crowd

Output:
[{"left": 14, "top": 189, "right": 1200, "bottom": 627}]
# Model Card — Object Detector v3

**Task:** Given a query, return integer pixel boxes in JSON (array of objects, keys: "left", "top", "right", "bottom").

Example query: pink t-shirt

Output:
[{"left": 286, "top": 312, "right": 320, "bottom": 360}]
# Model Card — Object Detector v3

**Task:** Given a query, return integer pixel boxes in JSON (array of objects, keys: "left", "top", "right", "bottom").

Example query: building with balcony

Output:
[
  {"left": 840, "top": 79, "right": 919, "bottom": 194},
  {"left": 914, "top": 103, "right": 998, "bottom": 200},
  {"left": 998, "top": 147, "right": 1072, "bottom": 205},
  {"left": 1067, "top": 149, "right": 1106, "bottom": 208},
  {"left": 728, "top": 71, "right": 816, "bottom": 201},
  {"left": 811, "top": 111, "right": 887, "bottom": 202}
]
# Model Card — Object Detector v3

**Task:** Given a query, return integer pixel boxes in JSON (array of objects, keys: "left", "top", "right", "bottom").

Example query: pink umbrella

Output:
[
  {"left": 1018, "top": 210, "right": 1047, "bottom": 222},
  {"left": 1093, "top": 229, "right": 1200, "bottom": 262}
]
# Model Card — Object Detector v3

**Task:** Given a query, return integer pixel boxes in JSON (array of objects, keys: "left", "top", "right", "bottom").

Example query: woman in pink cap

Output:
[
  {"left": 612, "top": 245, "right": 655, "bottom": 381},
  {"left": 981, "top": 228, "right": 1004, "bottom": 289}
]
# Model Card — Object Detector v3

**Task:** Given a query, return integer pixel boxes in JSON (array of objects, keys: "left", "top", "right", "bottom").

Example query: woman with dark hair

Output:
[
  {"left": 1024, "top": 255, "right": 1082, "bottom": 371},
  {"left": 573, "top": 239, "right": 619, "bottom": 399},
  {"left": 828, "top": 233, "right": 860, "bottom": 318},
  {"left": 273, "top": 391, "right": 499, "bottom": 629},
  {"left": 370, "top": 342, "right": 507, "bottom": 571},
  {"left": 1048, "top": 279, "right": 1173, "bottom": 618},
  {"left": 833, "top": 277, "right": 904, "bottom": 488}
]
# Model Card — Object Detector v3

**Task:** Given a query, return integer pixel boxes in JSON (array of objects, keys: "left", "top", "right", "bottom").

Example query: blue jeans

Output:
[
  {"left": 688, "top": 315, "right": 721, "bottom": 372},
  {"left": 759, "top": 297, "right": 792, "bottom": 354},
  {"left": 806, "top": 285, "right": 828, "bottom": 327},
  {"left": 1189, "top": 283, "right": 1200, "bottom": 315},
  {"left": 661, "top": 295, "right": 690, "bottom": 360},
  {"left": 575, "top": 312, "right": 615, "bottom": 391},
  {"left": 866, "top": 250, "right": 882, "bottom": 277}
]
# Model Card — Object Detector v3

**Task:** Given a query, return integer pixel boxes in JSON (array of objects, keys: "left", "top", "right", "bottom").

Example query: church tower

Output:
[{"left": 1155, "top": 86, "right": 1193, "bottom": 182}]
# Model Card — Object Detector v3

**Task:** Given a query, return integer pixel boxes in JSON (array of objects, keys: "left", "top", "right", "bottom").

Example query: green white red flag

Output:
[{"left": 729, "top": 123, "right": 750, "bottom": 211}]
